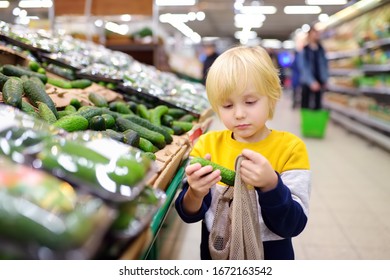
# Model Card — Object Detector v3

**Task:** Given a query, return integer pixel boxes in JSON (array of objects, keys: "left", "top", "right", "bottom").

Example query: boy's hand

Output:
[
  {"left": 240, "top": 149, "right": 278, "bottom": 192},
  {"left": 185, "top": 154, "right": 221, "bottom": 199}
]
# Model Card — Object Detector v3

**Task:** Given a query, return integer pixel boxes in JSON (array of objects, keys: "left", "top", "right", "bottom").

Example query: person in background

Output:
[
  {"left": 297, "top": 25, "right": 329, "bottom": 110},
  {"left": 201, "top": 42, "right": 219, "bottom": 85},
  {"left": 290, "top": 50, "right": 301, "bottom": 109},
  {"left": 175, "top": 45, "right": 311, "bottom": 260}
]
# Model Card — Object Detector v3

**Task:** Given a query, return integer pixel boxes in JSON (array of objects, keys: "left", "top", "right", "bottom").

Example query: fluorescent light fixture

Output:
[
  {"left": 156, "top": 0, "right": 196, "bottom": 6},
  {"left": 306, "top": 0, "right": 347, "bottom": 5},
  {"left": 318, "top": 13, "right": 329, "bottom": 22},
  {"left": 159, "top": 13, "right": 201, "bottom": 43},
  {"left": 0, "top": 1, "right": 9, "bottom": 8},
  {"left": 234, "top": 30, "right": 257, "bottom": 40},
  {"left": 240, "top": 6, "right": 277, "bottom": 14},
  {"left": 120, "top": 14, "right": 132, "bottom": 21},
  {"left": 262, "top": 39, "right": 282, "bottom": 49},
  {"left": 284, "top": 6, "right": 321, "bottom": 14},
  {"left": 105, "top": 22, "right": 129, "bottom": 35},
  {"left": 235, "top": 14, "right": 265, "bottom": 28},
  {"left": 282, "top": 40, "right": 295, "bottom": 49},
  {"left": 19, "top": 0, "right": 53, "bottom": 8}
]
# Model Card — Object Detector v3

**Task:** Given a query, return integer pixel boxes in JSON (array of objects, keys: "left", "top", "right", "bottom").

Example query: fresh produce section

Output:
[
  {"left": 0, "top": 20, "right": 214, "bottom": 259},
  {"left": 322, "top": 2, "right": 390, "bottom": 151}
]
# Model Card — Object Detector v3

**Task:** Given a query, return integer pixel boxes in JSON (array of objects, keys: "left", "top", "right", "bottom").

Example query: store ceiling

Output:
[{"left": 157, "top": 0, "right": 358, "bottom": 42}]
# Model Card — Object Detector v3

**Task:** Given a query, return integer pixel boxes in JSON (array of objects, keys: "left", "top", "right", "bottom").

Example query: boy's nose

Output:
[{"left": 234, "top": 106, "right": 245, "bottom": 119}]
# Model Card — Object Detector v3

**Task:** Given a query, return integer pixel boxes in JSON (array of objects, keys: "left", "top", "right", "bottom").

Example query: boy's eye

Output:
[
  {"left": 222, "top": 104, "right": 232, "bottom": 109},
  {"left": 246, "top": 100, "right": 257, "bottom": 105}
]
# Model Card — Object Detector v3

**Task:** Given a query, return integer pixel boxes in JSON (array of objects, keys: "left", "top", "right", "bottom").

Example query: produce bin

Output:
[{"left": 300, "top": 109, "right": 330, "bottom": 138}]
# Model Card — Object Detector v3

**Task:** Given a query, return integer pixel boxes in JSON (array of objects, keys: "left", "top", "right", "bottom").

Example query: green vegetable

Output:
[
  {"left": 123, "top": 114, "right": 173, "bottom": 144},
  {"left": 23, "top": 79, "right": 58, "bottom": 118},
  {"left": 70, "top": 79, "right": 92, "bottom": 89},
  {"left": 2, "top": 77, "right": 23, "bottom": 109},
  {"left": 88, "top": 92, "right": 108, "bottom": 107},
  {"left": 89, "top": 115, "right": 106, "bottom": 131},
  {"left": 38, "top": 102, "right": 57, "bottom": 124},
  {"left": 116, "top": 117, "right": 166, "bottom": 149},
  {"left": 138, "top": 138, "right": 159, "bottom": 153},
  {"left": 149, "top": 105, "right": 168, "bottom": 126},
  {"left": 172, "top": 121, "right": 193, "bottom": 132},
  {"left": 190, "top": 157, "right": 236, "bottom": 186},
  {"left": 53, "top": 114, "right": 89, "bottom": 132},
  {"left": 2, "top": 64, "right": 48, "bottom": 84}
]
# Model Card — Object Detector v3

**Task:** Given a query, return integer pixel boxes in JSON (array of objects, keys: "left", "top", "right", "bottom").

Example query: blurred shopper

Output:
[
  {"left": 175, "top": 46, "right": 311, "bottom": 260},
  {"left": 290, "top": 50, "right": 301, "bottom": 109},
  {"left": 201, "top": 42, "right": 219, "bottom": 85},
  {"left": 298, "top": 26, "right": 329, "bottom": 110}
]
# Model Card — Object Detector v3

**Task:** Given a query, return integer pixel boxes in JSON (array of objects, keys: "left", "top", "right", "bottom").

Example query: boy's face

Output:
[{"left": 217, "top": 81, "right": 270, "bottom": 143}]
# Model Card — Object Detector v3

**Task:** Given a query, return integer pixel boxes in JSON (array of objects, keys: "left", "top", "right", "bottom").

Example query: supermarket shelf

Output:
[
  {"left": 329, "top": 111, "right": 390, "bottom": 152},
  {"left": 326, "top": 49, "right": 363, "bottom": 60},
  {"left": 360, "top": 86, "right": 390, "bottom": 95},
  {"left": 327, "top": 84, "right": 360, "bottom": 95},
  {"left": 324, "top": 101, "right": 390, "bottom": 133},
  {"left": 362, "top": 64, "right": 390, "bottom": 73},
  {"left": 329, "top": 68, "right": 363, "bottom": 76},
  {"left": 364, "top": 38, "right": 390, "bottom": 50}
]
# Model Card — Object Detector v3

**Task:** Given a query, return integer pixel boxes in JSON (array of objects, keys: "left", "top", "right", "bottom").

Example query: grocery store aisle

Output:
[{"left": 159, "top": 90, "right": 390, "bottom": 260}]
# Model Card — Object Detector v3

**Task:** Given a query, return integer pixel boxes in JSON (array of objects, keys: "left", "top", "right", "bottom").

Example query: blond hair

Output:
[{"left": 205, "top": 45, "right": 282, "bottom": 119}]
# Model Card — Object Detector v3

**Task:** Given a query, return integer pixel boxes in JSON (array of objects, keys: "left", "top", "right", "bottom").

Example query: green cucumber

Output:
[
  {"left": 149, "top": 105, "right": 169, "bottom": 126},
  {"left": 75, "top": 106, "right": 103, "bottom": 121},
  {"left": 47, "top": 77, "right": 72, "bottom": 89},
  {"left": 123, "top": 114, "right": 173, "bottom": 144},
  {"left": 138, "top": 138, "right": 159, "bottom": 153},
  {"left": 23, "top": 79, "right": 58, "bottom": 118},
  {"left": 2, "top": 64, "right": 48, "bottom": 84},
  {"left": 70, "top": 79, "right": 92, "bottom": 89},
  {"left": 88, "top": 92, "right": 108, "bottom": 107},
  {"left": 123, "top": 129, "right": 140, "bottom": 148},
  {"left": 89, "top": 115, "right": 106, "bottom": 131},
  {"left": 166, "top": 108, "right": 187, "bottom": 119},
  {"left": 38, "top": 102, "right": 57, "bottom": 124},
  {"left": 172, "top": 121, "right": 193, "bottom": 132},
  {"left": 69, "top": 98, "right": 81, "bottom": 109},
  {"left": 136, "top": 103, "right": 150, "bottom": 119},
  {"left": 2, "top": 77, "right": 23, "bottom": 109},
  {"left": 190, "top": 157, "right": 236, "bottom": 186},
  {"left": 103, "top": 129, "right": 125, "bottom": 143},
  {"left": 0, "top": 72, "right": 9, "bottom": 90},
  {"left": 116, "top": 117, "right": 166, "bottom": 149},
  {"left": 53, "top": 114, "right": 89, "bottom": 132}
]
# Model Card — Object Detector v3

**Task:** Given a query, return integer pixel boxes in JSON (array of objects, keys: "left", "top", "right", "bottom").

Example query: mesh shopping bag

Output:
[{"left": 208, "top": 155, "right": 264, "bottom": 260}]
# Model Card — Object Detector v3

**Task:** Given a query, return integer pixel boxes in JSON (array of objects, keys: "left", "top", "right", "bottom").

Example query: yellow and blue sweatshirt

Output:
[{"left": 175, "top": 129, "right": 311, "bottom": 260}]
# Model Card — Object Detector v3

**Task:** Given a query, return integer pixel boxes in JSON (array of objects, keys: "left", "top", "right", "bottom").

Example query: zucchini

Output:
[
  {"left": 123, "top": 114, "right": 173, "bottom": 144},
  {"left": 23, "top": 79, "right": 58, "bottom": 118},
  {"left": 53, "top": 114, "right": 89, "bottom": 132},
  {"left": 149, "top": 105, "right": 168, "bottom": 126},
  {"left": 88, "top": 92, "right": 108, "bottom": 107},
  {"left": 2, "top": 64, "right": 48, "bottom": 84},
  {"left": 190, "top": 157, "right": 236, "bottom": 186},
  {"left": 116, "top": 117, "right": 166, "bottom": 149},
  {"left": 2, "top": 77, "right": 23, "bottom": 109},
  {"left": 138, "top": 138, "right": 159, "bottom": 153}
]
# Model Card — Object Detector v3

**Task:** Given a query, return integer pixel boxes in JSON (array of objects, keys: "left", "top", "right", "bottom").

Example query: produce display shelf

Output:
[{"left": 139, "top": 162, "right": 187, "bottom": 260}]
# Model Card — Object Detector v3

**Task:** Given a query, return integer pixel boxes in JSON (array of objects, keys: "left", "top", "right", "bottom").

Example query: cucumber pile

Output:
[{"left": 0, "top": 62, "right": 197, "bottom": 157}]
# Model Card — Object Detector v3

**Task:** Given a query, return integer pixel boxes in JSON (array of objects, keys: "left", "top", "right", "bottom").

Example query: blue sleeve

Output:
[
  {"left": 297, "top": 48, "right": 314, "bottom": 86},
  {"left": 174, "top": 181, "right": 212, "bottom": 223},
  {"left": 256, "top": 173, "right": 307, "bottom": 238}
]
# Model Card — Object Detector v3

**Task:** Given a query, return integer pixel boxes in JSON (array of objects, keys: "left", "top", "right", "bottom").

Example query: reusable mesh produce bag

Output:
[{"left": 208, "top": 155, "right": 264, "bottom": 260}]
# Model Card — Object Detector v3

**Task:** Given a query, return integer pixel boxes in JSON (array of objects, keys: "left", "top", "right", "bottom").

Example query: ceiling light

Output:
[
  {"left": 234, "top": 30, "right": 257, "bottom": 40},
  {"left": 284, "top": 6, "right": 321, "bottom": 14},
  {"left": 19, "top": 0, "right": 53, "bottom": 8},
  {"left": 156, "top": 0, "right": 196, "bottom": 6},
  {"left": 240, "top": 6, "right": 277, "bottom": 14},
  {"left": 262, "top": 39, "right": 282, "bottom": 49},
  {"left": 0, "top": 1, "right": 9, "bottom": 8},
  {"left": 305, "top": 0, "right": 347, "bottom": 5},
  {"left": 120, "top": 14, "right": 132, "bottom": 21},
  {"left": 282, "top": 40, "right": 295, "bottom": 49},
  {"left": 318, "top": 13, "right": 329, "bottom": 22}
]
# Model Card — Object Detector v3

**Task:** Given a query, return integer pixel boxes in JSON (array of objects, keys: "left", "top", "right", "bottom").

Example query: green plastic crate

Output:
[{"left": 300, "top": 109, "right": 329, "bottom": 138}]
